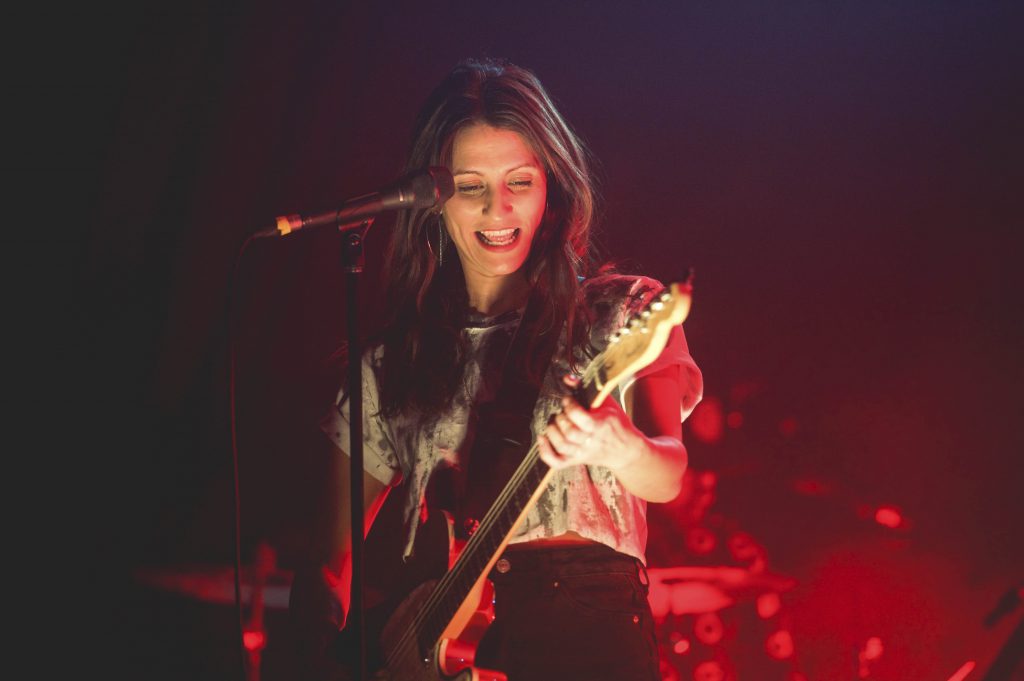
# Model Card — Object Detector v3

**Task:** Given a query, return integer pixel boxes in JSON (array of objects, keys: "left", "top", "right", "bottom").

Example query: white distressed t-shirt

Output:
[{"left": 320, "top": 274, "right": 703, "bottom": 564}]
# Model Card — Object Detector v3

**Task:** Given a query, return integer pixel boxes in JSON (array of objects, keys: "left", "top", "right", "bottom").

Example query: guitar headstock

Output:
[{"left": 588, "top": 280, "right": 693, "bottom": 406}]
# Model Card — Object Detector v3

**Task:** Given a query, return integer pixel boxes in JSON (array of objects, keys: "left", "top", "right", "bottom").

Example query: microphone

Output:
[{"left": 256, "top": 166, "right": 454, "bottom": 238}]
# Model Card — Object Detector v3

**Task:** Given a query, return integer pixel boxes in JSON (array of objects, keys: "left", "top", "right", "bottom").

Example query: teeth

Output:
[{"left": 477, "top": 228, "right": 518, "bottom": 245}]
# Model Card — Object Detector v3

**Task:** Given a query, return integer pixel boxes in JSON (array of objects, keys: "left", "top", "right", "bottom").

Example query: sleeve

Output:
[
  {"left": 631, "top": 324, "right": 704, "bottom": 421},
  {"left": 616, "top": 276, "right": 704, "bottom": 422},
  {"left": 318, "top": 349, "right": 402, "bottom": 486}
]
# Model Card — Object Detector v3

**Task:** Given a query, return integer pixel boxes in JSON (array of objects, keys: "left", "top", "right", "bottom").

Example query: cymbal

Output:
[
  {"left": 646, "top": 566, "right": 796, "bottom": 618},
  {"left": 134, "top": 565, "right": 294, "bottom": 610},
  {"left": 649, "top": 565, "right": 796, "bottom": 592}
]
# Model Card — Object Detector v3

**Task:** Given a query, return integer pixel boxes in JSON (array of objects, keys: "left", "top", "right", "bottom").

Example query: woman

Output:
[{"left": 291, "top": 57, "right": 703, "bottom": 681}]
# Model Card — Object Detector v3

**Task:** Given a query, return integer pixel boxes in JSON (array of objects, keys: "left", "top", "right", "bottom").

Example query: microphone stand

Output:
[
  {"left": 256, "top": 167, "right": 451, "bottom": 680},
  {"left": 340, "top": 217, "right": 371, "bottom": 681}
]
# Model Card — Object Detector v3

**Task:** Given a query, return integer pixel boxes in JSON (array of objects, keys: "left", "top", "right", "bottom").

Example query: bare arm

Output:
[
  {"left": 538, "top": 363, "right": 687, "bottom": 502},
  {"left": 288, "top": 444, "right": 391, "bottom": 680},
  {"left": 325, "top": 445, "right": 392, "bottom": 626}
]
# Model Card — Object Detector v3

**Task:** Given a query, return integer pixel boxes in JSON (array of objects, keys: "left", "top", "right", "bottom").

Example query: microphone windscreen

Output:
[{"left": 426, "top": 166, "right": 455, "bottom": 205}]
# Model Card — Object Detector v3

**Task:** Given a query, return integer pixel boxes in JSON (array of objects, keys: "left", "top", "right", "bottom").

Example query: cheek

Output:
[{"left": 526, "top": 193, "right": 548, "bottom": 230}]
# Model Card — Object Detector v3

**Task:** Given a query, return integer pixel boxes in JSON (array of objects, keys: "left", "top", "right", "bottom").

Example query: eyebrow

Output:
[{"left": 452, "top": 163, "right": 540, "bottom": 176}]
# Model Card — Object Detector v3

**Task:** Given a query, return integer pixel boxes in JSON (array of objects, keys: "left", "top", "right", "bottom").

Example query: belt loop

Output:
[{"left": 635, "top": 558, "right": 650, "bottom": 588}]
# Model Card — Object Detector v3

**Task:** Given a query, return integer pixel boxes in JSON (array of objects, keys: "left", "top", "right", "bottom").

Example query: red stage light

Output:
[
  {"left": 243, "top": 630, "right": 266, "bottom": 651},
  {"left": 946, "top": 660, "right": 976, "bottom": 681},
  {"left": 694, "top": 611, "right": 725, "bottom": 645},
  {"left": 757, "top": 592, "right": 782, "bottom": 619},
  {"left": 874, "top": 506, "right": 903, "bottom": 528},
  {"left": 765, "top": 629, "right": 795, "bottom": 659},
  {"left": 726, "top": 410, "right": 743, "bottom": 429},
  {"left": 689, "top": 396, "right": 725, "bottom": 444},
  {"left": 672, "top": 638, "right": 691, "bottom": 654},
  {"left": 863, "top": 636, "right": 883, "bottom": 661},
  {"left": 694, "top": 659, "right": 725, "bottom": 681},
  {"left": 698, "top": 470, "right": 717, "bottom": 488}
]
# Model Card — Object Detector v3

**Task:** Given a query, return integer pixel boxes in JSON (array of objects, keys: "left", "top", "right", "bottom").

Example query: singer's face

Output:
[{"left": 443, "top": 124, "right": 547, "bottom": 291}]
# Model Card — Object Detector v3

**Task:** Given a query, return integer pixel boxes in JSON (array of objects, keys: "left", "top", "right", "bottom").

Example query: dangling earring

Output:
[
  {"left": 428, "top": 213, "right": 446, "bottom": 268},
  {"left": 439, "top": 213, "right": 447, "bottom": 268}
]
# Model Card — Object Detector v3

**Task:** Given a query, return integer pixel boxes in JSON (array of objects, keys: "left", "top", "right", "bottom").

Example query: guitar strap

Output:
[{"left": 452, "top": 285, "right": 561, "bottom": 540}]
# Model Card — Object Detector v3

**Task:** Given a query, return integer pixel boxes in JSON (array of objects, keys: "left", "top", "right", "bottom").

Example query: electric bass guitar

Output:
[{"left": 344, "top": 280, "right": 693, "bottom": 680}]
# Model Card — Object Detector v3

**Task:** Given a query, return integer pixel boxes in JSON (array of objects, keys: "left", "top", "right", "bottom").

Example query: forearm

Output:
[
  {"left": 610, "top": 432, "right": 687, "bottom": 502},
  {"left": 324, "top": 551, "right": 354, "bottom": 628},
  {"left": 323, "top": 446, "right": 392, "bottom": 626}
]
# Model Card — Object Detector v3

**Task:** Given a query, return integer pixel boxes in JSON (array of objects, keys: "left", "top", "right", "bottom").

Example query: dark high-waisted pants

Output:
[{"left": 475, "top": 542, "right": 661, "bottom": 681}]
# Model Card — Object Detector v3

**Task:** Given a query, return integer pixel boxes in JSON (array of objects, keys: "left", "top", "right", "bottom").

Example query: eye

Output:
[
  {"left": 457, "top": 183, "right": 484, "bottom": 195},
  {"left": 509, "top": 178, "right": 533, "bottom": 190}
]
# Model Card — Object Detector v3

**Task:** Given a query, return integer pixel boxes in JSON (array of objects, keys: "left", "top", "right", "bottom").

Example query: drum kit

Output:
[
  {"left": 645, "top": 563, "right": 800, "bottom": 681},
  {"left": 134, "top": 541, "right": 289, "bottom": 681},
  {"left": 643, "top": 465, "right": 807, "bottom": 681},
  {"left": 135, "top": 557, "right": 796, "bottom": 681},
  {"left": 135, "top": 468, "right": 801, "bottom": 681}
]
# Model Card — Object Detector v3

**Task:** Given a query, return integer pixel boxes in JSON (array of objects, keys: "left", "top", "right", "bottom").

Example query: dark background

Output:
[{"left": 44, "top": 1, "right": 1023, "bottom": 679}]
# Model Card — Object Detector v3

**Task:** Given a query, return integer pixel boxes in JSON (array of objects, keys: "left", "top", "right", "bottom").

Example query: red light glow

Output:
[
  {"left": 726, "top": 411, "right": 744, "bottom": 429},
  {"left": 757, "top": 592, "right": 782, "bottom": 619},
  {"left": 792, "top": 478, "right": 831, "bottom": 496},
  {"left": 875, "top": 506, "right": 903, "bottom": 529},
  {"left": 688, "top": 397, "right": 725, "bottom": 444},
  {"left": 778, "top": 417, "right": 799, "bottom": 437},
  {"left": 243, "top": 630, "right": 266, "bottom": 651},
  {"left": 765, "top": 629, "right": 795, "bottom": 659},
  {"left": 863, "top": 636, "right": 883, "bottom": 661},
  {"left": 947, "top": 660, "right": 976, "bottom": 681},
  {"left": 729, "top": 380, "right": 761, "bottom": 404}
]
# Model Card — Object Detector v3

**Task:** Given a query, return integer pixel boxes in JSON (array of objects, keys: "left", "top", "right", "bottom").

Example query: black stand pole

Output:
[{"left": 341, "top": 221, "right": 371, "bottom": 681}]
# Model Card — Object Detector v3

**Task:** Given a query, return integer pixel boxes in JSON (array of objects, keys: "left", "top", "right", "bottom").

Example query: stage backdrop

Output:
[{"left": 66, "top": 2, "right": 1022, "bottom": 680}]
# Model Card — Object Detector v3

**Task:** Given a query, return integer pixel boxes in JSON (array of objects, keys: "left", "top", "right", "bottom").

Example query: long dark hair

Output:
[{"left": 373, "top": 57, "right": 602, "bottom": 422}]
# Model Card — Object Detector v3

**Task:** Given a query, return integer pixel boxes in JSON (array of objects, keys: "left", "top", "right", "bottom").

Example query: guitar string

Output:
[
  {"left": 384, "top": 342, "right": 619, "bottom": 668},
  {"left": 383, "top": 436, "right": 545, "bottom": 667},
  {"left": 382, "top": 340, "right": 613, "bottom": 668},
  {"left": 378, "top": 290, "right": 678, "bottom": 670},
  {"left": 380, "top": 294, "right": 548, "bottom": 667},
  {"left": 382, "top": 297, "right": 662, "bottom": 668}
]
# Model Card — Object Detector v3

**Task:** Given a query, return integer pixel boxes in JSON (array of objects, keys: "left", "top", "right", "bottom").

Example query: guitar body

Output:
[
  {"left": 335, "top": 494, "right": 503, "bottom": 681},
  {"left": 377, "top": 577, "right": 501, "bottom": 681}
]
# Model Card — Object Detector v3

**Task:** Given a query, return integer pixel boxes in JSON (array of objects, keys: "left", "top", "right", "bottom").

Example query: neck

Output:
[{"left": 465, "top": 271, "right": 531, "bottom": 318}]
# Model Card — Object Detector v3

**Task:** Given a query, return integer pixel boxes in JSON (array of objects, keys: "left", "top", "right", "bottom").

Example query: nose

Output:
[{"left": 483, "top": 185, "right": 514, "bottom": 218}]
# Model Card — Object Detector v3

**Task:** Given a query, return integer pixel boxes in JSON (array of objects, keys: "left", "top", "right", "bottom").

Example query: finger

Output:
[
  {"left": 553, "top": 412, "right": 573, "bottom": 435},
  {"left": 544, "top": 421, "right": 572, "bottom": 452},
  {"left": 560, "top": 397, "right": 595, "bottom": 432},
  {"left": 554, "top": 412, "right": 591, "bottom": 446},
  {"left": 538, "top": 435, "right": 571, "bottom": 469}
]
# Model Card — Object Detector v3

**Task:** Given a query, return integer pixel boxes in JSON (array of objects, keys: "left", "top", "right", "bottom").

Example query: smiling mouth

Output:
[{"left": 475, "top": 228, "right": 520, "bottom": 247}]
